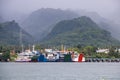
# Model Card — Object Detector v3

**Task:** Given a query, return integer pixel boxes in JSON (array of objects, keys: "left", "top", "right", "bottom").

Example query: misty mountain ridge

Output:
[
  {"left": 0, "top": 21, "right": 33, "bottom": 45},
  {"left": 41, "top": 16, "right": 120, "bottom": 46},
  {"left": 21, "top": 8, "right": 79, "bottom": 40},
  {"left": 20, "top": 8, "right": 120, "bottom": 41},
  {"left": 76, "top": 10, "right": 120, "bottom": 40},
  {"left": 1, "top": 8, "right": 120, "bottom": 45}
]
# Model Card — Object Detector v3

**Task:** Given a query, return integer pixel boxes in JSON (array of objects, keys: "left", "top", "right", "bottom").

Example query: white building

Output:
[{"left": 96, "top": 48, "right": 109, "bottom": 54}]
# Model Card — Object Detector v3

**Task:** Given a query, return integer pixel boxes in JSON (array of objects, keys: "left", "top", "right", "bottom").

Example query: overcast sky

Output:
[{"left": 0, "top": 0, "right": 120, "bottom": 23}]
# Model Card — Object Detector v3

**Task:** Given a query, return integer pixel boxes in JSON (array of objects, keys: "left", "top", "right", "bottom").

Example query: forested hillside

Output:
[
  {"left": 0, "top": 20, "right": 33, "bottom": 45},
  {"left": 41, "top": 16, "right": 120, "bottom": 46}
]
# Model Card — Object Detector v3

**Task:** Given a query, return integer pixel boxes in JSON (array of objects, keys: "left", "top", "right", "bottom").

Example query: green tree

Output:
[
  {"left": 2, "top": 50, "right": 10, "bottom": 61},
  {"left": 83, "top": 46, "right": 97, "bottom": 56}
]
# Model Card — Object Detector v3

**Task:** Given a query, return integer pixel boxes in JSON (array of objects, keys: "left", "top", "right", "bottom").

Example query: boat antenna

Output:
[
  {"left": 20, "top": 28, "right": 23, "bottom": 52},
  {"left": 32, "top": 45, "right": 35, "bottom": 52}
]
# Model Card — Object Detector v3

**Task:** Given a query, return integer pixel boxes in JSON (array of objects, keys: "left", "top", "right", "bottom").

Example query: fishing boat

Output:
[
  {"left": 72, "top": 53, "right": 85, "bottom": 62},
  {"left": 15, "top": 45, "right": 40, "bottom": 62}
]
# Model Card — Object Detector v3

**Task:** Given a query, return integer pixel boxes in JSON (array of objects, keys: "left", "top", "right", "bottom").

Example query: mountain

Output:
[
  {"left": 22, "top": 8, "right": 79, "bottom": 40},
  {"left": 5, "top": 8, "right": 118, "bottom": 42},
  {"left": 0, "top": 20, "right": 33, "bottom": 45},
  {"left": 41, "top": 16, "right": 120, "bottom": 46},
  {"left": 21, "top": 8, "right": 120, "bottom": 42},
  {"left": 99, "top": 21, "right": 120, "bottom": 40},
  {"left": 76, "top": 10, "right": 120, "bottom": 40}
]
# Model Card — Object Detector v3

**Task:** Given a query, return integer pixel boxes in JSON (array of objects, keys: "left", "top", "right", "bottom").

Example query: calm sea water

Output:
[{"left": 0, "top": 62, "right": 120, "bottom": 80}]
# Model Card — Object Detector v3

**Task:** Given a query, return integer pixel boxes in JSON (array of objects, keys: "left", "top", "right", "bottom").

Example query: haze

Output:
[{"left": 0, "top": 0, "right": 120, "bottom": 24}]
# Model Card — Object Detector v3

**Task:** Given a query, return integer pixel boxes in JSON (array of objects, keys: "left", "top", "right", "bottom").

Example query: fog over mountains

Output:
[
  {"left": 0, "top": 16, "right": 4, "bottom": 23},
  {"left": 1, "top": 0, "right": 119, "bottom": 24},
  {"left": 75, "top": 10, "right": 120, "bottom": 40},
  {"left": 1, "top": 8, "right": 120, "bottom": 41},
  {"left": 0, "top": 0, "right": 120, "bottom": 46},
  {"left": 19, "top": 8, "right": 120, "bottom": 41},
  {"left": 21, "top": 8, "right": 79, "bottom": 40}
]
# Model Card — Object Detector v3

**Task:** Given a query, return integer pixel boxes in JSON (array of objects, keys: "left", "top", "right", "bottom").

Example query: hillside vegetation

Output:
[
  {"left": 0, "top": 20, "right": 33, "bottom": 45},
  {"left": 41, "top": 16, "right": 120, "bottom": 47}
]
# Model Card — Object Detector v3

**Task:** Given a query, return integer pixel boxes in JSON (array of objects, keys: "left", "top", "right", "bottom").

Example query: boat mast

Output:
[
  {"left": 32, "top": 45, "right": 35, "bottom": 52},
  {"left": 20, "top": 28, "right": 23, "bottom": 52}
]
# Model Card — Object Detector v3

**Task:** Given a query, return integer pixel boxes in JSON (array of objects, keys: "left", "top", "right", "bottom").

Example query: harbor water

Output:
[{"left": 0, "top": 62, "right": 120, "bottom": 80}]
